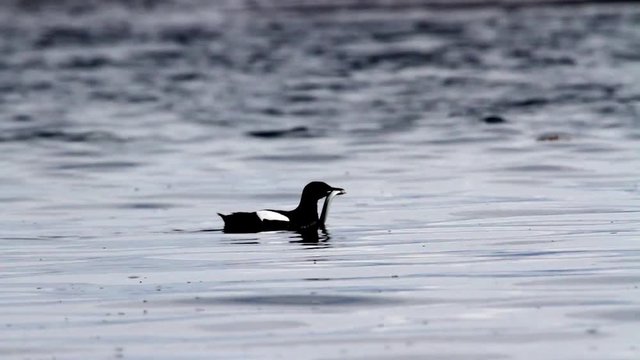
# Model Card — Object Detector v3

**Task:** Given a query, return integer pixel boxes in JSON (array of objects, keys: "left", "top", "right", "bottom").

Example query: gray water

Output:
[{"left": 1, "top": 1, "right": 640, "bottom": 359}]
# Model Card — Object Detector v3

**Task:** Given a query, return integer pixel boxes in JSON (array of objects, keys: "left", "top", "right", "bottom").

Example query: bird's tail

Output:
[{"left": 217, "top": 213, "right": 228, "bottom": 224}]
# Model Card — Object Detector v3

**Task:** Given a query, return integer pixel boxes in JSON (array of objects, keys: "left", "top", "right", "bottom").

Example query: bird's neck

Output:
[
  {"left": 319, "top": 192, "right": 338, "bottom": 225},
  {"left": 294, "top": 196, "right": 319, "bottom": 222}
]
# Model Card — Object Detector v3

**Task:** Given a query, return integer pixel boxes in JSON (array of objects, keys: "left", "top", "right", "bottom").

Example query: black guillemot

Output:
[{"left": 218, "top": 181, "right": 345, "bottom": 233}]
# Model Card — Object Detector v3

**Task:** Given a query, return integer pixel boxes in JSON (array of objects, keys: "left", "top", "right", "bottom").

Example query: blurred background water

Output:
[{"left": 1, "top": 0, "right": 639, "bottom": 359}]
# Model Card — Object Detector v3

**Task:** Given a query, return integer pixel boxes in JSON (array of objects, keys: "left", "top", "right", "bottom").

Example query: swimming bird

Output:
[{"left": 218, "top": 181, "right": 345, "bottom": 233}]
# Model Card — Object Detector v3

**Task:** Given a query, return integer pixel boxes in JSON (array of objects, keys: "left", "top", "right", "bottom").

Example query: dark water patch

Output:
[
  {"left": 482, "top": 127, "right": 523, "bottom": 138},
  {"left": 207, "top": 52, "right": 234, "bottom": 68},
  {"left": 53, "top": 149, "right": 105, "bottom": 158},
  {"left": 12, "top": 114, "right": 33, "bottom": 122},
  {"left": 499, "top": 164, "right": 582, "bottom": 173},
  {"left": 557, "top": 82, "right": 618, "bottom": 99},
  {"left": 425, "top": 135, "right": 505, "bottom": 146},
  {"left": 0, "top": 129, "right": 123, "bottom": 143},
  {"left": 247, "top": 126, "right": 324, "bottom": 139},
  {"left": 0, "top": 195, "right": 34, "bottom": 203},
  {"left": 487, "top": 146, "right": 531, "bottom": 155},
  {"left": 117, "top": 202, "right": 178, "bottom": 210},
  {"left": 248, "top": 154, "right": 344, "bottom": 162},
  {"left": 439, "top": 75, "right": 491, "bottom": 89},
  {"left": 34, "top": 23, "right": 132, "bottom": 48},
  {"left": 0, "top": 79, "right": 53, "bottom": 94},
  {"left": 287, "top": 79, "right": 354, "bottom": 92},
  {"left": 59, "top": 55, "right": 112, "bottom": 69},
  {"left": 258, "top": 107, "right": 288, "bottom": 117},
  {"left": 368, "top": 31, "right": 416, "bottom": 46},
  {"left": 25, "top": 80, "right": 54, "bottom": 92},
  {"left": 124, "top": 93, "right": 159, "bottom": 104},
  {"left": 510, "top": 52, "right": 576, "bottom": 68},
  {"left": 568, "top": 144, "right": 620, "bottom": 153},
  {"left": 130, "top": 47, "right": 184, "bottom": 66},
  {"left": 503, "top": 97, "right": 549, "bottom": 108},
  {"left": 35, "top": 26, "right": 92, "bottom": 48},
  {"left": 1, "top": 236, "right": 53, "bottom": 241},
  {"left": 168, "top": 71, "right": 202, "bottom": 82},
  {"left": 569, "top": 308, "right": 640, "bottom": 323},
  {"left": 54, "top": 161, "right": 140, "bottom": 171},
  {"left": 481, "top": 115, "right": 507, "bottom": 124},
  {"left": 159, "top": 25, "right": 220, "bottom": 45},
  {"left": 536, "top": 132, "right": 571, "bottom": 142},
  {"left": 286, "top": 93, "right": 317, "bottom": 103},
  {"left": 288, "top": 106, "right": 340, "bottom": 118},
  {"left": 179, "top": 294, "right": 402, "bottom": 307},
  {"left": 89, "top": 90, "right": 159, "bottom": 104},
  {"left": 344, "top": 49, "right": 437, "bottom": 71},
  {"left": 495, "top": 87, "right": 617, "bottom": 113},
  {"left": 344, "top": 43, "right": 485, "bottom": 70},
  {"left": 625, "top": 132, "right": 640, "bottom": 141},
  {"left": 613, "top": 49, "right": 640, "bottom": 62},
  {"left": 414, "top": 19, "right": 466, "bottom": 37}
]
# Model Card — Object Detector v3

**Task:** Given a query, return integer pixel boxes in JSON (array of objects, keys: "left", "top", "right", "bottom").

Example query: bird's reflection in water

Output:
[
  {"left": 289, "top": 227, "right": 332, "bottom": 248},
  {"left": 221, "top": 227, "right": 331, "bottom": 248},
  {"left": 230, "top": 239, "right": 260, "bottom": 245},
  {"left": 219, "top": 235, "right": 260, "bottom": 245}
]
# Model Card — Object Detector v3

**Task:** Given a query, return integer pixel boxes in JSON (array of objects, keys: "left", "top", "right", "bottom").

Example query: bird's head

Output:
[{"left": 301, "top": 181, "right": 346, "bottom": 201}]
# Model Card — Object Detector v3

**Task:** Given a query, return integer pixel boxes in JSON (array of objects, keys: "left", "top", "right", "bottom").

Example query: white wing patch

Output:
[{"left": 256, "top": 210, "right": 289, "bottom": 222}]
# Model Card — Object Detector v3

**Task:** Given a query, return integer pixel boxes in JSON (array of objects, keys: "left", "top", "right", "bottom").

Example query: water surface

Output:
[{"left": 1, "top": 1, "right": 639, "bottom": 359}]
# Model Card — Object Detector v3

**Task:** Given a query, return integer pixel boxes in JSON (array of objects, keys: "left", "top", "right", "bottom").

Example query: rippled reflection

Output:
[{"left": 289, "top": 228, "right": 332, "bottom": 248}]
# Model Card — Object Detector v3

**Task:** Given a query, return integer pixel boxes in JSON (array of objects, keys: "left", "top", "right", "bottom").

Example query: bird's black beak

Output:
[{"left": 331, "top": 187, "right": 346, "bottom": 196}]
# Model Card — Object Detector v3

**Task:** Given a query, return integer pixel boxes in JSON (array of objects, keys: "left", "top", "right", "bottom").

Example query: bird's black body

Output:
[{"left": 218, "top": 181, "right": 345, "bottom": 233}]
